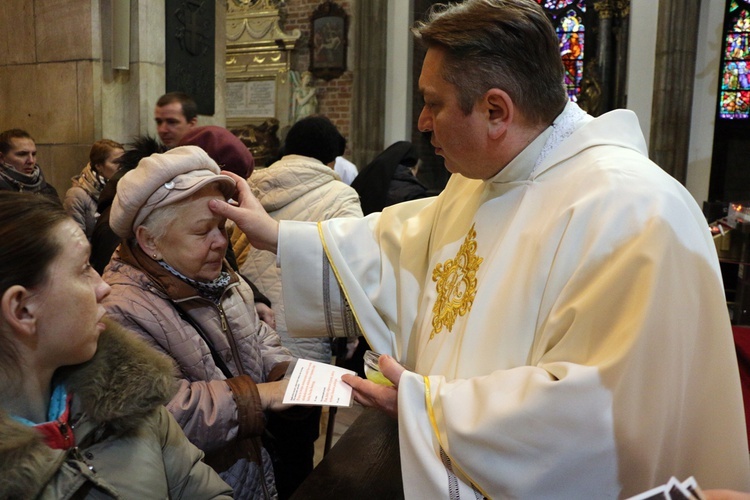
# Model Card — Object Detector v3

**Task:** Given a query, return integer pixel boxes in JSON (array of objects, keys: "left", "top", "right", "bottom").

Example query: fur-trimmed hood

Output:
[{"left": 0, "top": 319, "right": 177, "bottom": 498}]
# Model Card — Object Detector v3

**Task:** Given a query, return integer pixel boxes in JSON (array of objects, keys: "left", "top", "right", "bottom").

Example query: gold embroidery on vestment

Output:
[{"left": 430, "top": 223, "right": 483, "bottom": 339}]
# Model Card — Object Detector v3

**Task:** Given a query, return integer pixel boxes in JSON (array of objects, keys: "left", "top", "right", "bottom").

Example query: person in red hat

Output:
[{"left": 179, "top": 125, "right": 255, "bottom": 179}]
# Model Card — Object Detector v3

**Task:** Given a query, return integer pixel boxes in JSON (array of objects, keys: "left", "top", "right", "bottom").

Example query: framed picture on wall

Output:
[{"left": 309, "top": 1, "right": 348, "bottom": 81}]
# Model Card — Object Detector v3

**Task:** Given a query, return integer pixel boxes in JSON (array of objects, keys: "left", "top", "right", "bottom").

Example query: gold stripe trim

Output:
[
  {"left": 424, "top": 375, "right": 440, "bottom": 436},
  {"left": 317, "top": 222, "right": 371, "bottom": 345},
  {"left": 317, "top": 222, "right": 491, "bottom": 497},
  {"left": 423, "top": 375, "right": 492, "bottom": 499}
]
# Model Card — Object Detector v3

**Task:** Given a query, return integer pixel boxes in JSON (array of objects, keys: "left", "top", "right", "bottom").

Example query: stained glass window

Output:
[
  {"left": 719, "top": 0, "right": 750, "bottom": 119},
  {"left": 537, "top": 0, "right": 586, "bottom": 102}
]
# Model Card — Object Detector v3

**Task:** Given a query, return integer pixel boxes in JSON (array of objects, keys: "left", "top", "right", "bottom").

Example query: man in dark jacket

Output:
[
  {"left": 155, "top": 92, "right": 198, "bottom": 149},
  {"left": 0, "top": 129, "right": 59, "bottom": 201}
]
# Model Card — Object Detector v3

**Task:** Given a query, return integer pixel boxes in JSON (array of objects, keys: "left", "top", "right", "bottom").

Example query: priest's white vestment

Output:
[{"left": 278, "top": 103, "right": 750, "bottom": 498}]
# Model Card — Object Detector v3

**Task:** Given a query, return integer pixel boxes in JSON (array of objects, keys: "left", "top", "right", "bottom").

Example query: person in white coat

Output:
[{"left": 231, "top": 114, "right": 362, "bottom": 498}]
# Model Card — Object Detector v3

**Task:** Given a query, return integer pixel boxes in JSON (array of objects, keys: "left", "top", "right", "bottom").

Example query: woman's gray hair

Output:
[
  {"left": 412, "top": 0, "right": 568, "bottom": 125},
  {"left": 138, "top": 184, "right": 228, "bottom": 246},
  {"left": 139, "top": 201, "right": 185, "bottom": 244}
]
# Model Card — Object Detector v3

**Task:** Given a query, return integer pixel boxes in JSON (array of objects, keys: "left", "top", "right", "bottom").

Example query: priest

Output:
[{"left": 211, "top": 0, "right": 750, "bottom": 497}]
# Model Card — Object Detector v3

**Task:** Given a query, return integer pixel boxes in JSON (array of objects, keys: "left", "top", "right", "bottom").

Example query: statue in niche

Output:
[{"left": 290, "top": 70, "right": 318, "bottom": 123}]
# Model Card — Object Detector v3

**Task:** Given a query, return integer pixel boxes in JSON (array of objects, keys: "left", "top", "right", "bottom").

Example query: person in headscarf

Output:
[
  {"left": 351, "top": 141, "right": 430, "bottom": 215},
  {"left": 179, "top": 125, "right": 255, "bottom": 179}
]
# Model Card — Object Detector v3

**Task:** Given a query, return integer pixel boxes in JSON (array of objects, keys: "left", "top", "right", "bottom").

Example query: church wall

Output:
[
  {"left": 384, "top": 0, "right": 413, "bottom": 147},
  {"left": 282, "top": 0, "right": 353, "bottom": 147},
  {"left": 0, "top": 0, "right": 227, "bottom": 197},
  {"left": 687, "top": 0, "right": 725, "bottom": 205},
  {"left": 0, "top": 0, "right": 726, "bottom": 202},
  {"left": 0, "top": 0, "right": 96, "bottom": 195},
  {"left": 626, "top": 0, "right": 658, "bottom": 148},
  {"left": 627, "top": 0, "right": 723, "bottom": 205}
]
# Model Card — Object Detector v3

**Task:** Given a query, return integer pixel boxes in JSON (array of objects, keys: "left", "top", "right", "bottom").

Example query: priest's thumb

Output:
[{"left": 379, "top": 355, "right": 406, "bottom": 388}]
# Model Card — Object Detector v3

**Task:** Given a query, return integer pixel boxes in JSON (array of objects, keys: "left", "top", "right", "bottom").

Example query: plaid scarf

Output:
[
  {"left": 0, "top": 163, "right": 43, "bottom": 192},
  {"left": 158, "top": 260, "right": 231, "bottom": 304},
  {"left": 72, "top": 162, "right": 107, "bottom": 201}
]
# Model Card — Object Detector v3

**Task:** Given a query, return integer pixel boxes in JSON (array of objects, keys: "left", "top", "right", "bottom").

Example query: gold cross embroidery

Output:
[{"left": 430, "top": 223, "right": 483, "bottom": 339}]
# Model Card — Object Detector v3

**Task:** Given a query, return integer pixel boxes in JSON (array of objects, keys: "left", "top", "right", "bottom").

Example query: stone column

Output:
[
  {"left": 612, "top": 0, "right": 631, "bottom": 110},
  {"left": 101, "top": 1, "right": 167, "bottom": 141},
  {"left": 0, "top": 0, "right": 227, "bottom": 195},
  {"left": 593, "top": 0, "right": 615, "bottom": 110},
  {"left": 350, "top": 1, "right": 387, "bottom": 169},
  {"left": 649, "top": 0, "right": 702, "bottom": 183},
  {"left": 586, "top": 0, "right": 631, "bottom": 115}
]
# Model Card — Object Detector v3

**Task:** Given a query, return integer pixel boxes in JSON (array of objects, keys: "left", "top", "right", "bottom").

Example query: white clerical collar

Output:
[
  {"left": 489, "top": 101, "right": 590, "bottom": 184},
  {"left": 489, "top": 122, "right": 551, "bottom": 184}
]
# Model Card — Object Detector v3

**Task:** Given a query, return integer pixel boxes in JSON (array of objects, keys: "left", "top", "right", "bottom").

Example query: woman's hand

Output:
[
  {"left": 341, "top": 355, "right": 406, "bottom": 419},
  {"left": 256, "top": 379, "right": 291, "bottom": 412},
  {"left": 208, "top": 171, "right": 280, "bottom": 253},
  {"left": 255, "top": 302, "right": 276, "bottom": 329}
]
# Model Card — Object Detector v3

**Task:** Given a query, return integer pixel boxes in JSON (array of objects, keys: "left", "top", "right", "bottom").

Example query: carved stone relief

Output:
[{"left": 225, "top": 0, "right": 300, "bottom": 159}]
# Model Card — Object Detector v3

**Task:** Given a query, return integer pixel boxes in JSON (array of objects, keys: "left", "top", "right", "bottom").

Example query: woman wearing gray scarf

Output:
[
  {"left": 63, "top": 139, "right": 124, "bottom": 239},
  {"left": 0, "top": 128, "right": 59, "bottom": 201}
]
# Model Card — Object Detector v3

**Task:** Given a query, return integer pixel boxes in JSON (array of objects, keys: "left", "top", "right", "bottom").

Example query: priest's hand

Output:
[
  {"left": 342, "top": 354, "right": 405, "bottom": 419},
  {"left": 209, "top": 170, "right": 280, "bottom": 253},
  {"left": 704, "top": 491, "right": 750, "bottom": 500}
]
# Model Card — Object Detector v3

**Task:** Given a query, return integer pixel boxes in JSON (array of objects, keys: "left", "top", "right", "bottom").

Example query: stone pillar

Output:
[
  {"left": 0, "top": 0, "right": 99, "bottom": 194},
  {"left": 0, "top": 0, "right": 226, "bottom": 195},
  {"left": 612, "top": 0, "right": 631, "bottom": 110},
  {"left": 350, "top": 1, "right": 387, "bottom": 169},
  {"left": 593, "top": 0, "right": 615, "bottom": 110},
  {"left": 649, "top": 0, "right": 701, "bottom": 183},
  {"left": 100, "top": 1, "right": 166, "bottom": 141}
]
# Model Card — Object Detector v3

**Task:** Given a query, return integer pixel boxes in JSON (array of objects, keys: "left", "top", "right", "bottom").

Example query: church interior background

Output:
[{"left": 0, "top": 0, "right": 747, "bottom": 206}]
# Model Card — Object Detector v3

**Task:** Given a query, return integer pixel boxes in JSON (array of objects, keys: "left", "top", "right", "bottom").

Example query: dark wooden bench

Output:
[{"left": 291, "top": 408, "right": 404, "bottom": 499}]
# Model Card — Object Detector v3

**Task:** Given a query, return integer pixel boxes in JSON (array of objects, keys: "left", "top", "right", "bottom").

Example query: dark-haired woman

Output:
[{"left": 0, "top": 191, "right": 231, "bottom": 499}]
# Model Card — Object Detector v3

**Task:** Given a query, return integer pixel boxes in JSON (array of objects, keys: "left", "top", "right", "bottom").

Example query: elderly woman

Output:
[
  {"left": 0, "top": 192, "right": 231, "bottom": 498},
  {"left": 101, "top": 146, "right": 295, "bottom": 499},
  {"left": 231, "top": 114, "right": 363, "bottom": 498},
  {"left": 64, "top": 139, "right": 124, "bottom": 239}
]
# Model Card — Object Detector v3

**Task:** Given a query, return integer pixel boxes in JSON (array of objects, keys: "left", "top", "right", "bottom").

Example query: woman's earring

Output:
[{"left": 152, "top": 253, "right": 158, "bottom": 259}]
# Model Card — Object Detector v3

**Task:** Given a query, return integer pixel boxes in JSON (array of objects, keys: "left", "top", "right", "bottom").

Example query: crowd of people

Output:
[{"left": 0, "top": 0, "right": 749, "bottom": 498}]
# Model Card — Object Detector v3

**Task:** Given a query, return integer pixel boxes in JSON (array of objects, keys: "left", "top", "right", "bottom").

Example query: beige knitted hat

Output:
[{"left": 110, "top": 145, "right": 236, "bottom": 238}]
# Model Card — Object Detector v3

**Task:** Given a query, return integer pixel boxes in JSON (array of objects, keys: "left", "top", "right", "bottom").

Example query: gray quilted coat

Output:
[
  {"left": 231, "top": 155, "right": 363, "bottom": 362},
  {"left": 0, "top": 320, "right": 232, "bottom": 499},
  {"left": 102, "top": 241, "right": 294, "bottom": 499}
]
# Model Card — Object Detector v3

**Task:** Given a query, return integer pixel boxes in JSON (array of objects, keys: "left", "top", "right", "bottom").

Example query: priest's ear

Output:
[
  {"left": 484, "top": 88, "right": 514, "bottom": 139},
  {"left": 1, "top": 285, "right": 38, "bottom": 336}
]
